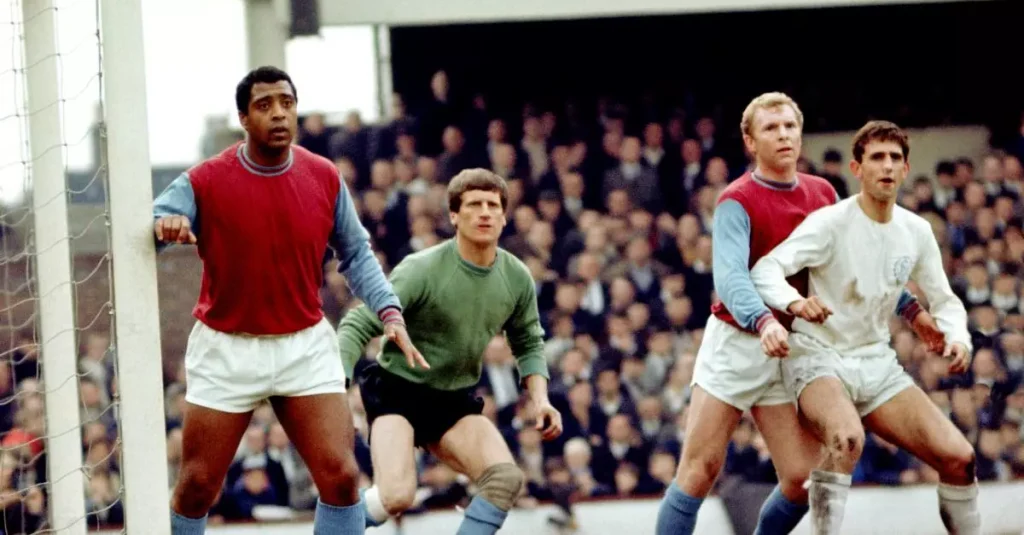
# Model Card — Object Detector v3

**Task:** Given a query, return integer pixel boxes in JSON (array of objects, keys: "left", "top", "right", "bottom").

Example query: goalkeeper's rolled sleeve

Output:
[{"left": 514, "top": 351, "right": 549, "bottom": 381}]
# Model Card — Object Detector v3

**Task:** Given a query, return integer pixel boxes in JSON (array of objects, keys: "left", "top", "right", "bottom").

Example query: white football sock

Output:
[
  {"left": 937, "top": 482, "right": 981, "bottom": 535},
  {"left": 412, "top": 487, "right": 434, "bottom": 509},
  {"left": 807, "top": 470, "right": 851, "bottom": 535},
  {"left": 363, "top": 485, "right": 391, "bottom": 524}
]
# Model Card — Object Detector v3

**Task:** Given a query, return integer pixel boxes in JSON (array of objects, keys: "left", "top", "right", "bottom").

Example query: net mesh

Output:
[{"left": 1, "top": 0, "right": 125, "bottom": 531}]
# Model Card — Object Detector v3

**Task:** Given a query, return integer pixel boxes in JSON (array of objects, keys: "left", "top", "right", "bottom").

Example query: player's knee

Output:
[
  {"left": 776, "top": 455, "right": 815, "bottom": 502},
  {"left": 173, "top": 465, "right": 222, "bottom": 514},
  {"left": 824, "top": 425, "right": 864, "bottom": 467},
  {"left": 939, "top": 440, "right": 976, "bottom": 482},
  {"left": 777, "top": 459, "right": 815, "bottom": 501},
  {"left": 475, "top": 462, "right": 524, "bottom": 512},
  {"left": 379, "top": 480, "right": 417, "bottom": 515},
  {"left": 778, "top": 477, "right": 809, "bottom": 503},
  {"left": 677, "top": 446, "right": 725, "bottom": 494},
  {"left": 317, "top": 452, "right": 361, "bottom": 496}
]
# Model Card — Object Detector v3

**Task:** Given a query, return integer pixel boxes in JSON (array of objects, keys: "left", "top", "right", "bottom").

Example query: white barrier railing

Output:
[{"left": 96, "top": 481, "right": 1024, "bottom": 534}]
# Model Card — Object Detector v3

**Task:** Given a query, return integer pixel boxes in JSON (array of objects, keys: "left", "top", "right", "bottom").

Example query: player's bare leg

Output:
[
  {"left": 171, "top": 404, "right": 253, "bottom": 534},
  {"left": 360, "top": 415, "right": 418, "bottom": 527},
  {"left": 655, "top": 386, "right": 743, "bottom": 535},
  {"left": 426, "top": 414, "right": 523, "bottom": 535},
  {"left": 750, "top": 403, "right": 822, "bottom": 534},
  {"left": 271, "top": 393, "right": 365, "bottom": 534},
  {"left": 863, "top": 386, "right": 980, "bottom": 534},
  {"left": 796, "top": 377, "right": 865, "bottom": 535}
]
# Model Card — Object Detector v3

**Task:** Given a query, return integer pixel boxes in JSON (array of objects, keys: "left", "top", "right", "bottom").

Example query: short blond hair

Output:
[{"left": 740, "top": 92, "right": 804, "bottom": 136}]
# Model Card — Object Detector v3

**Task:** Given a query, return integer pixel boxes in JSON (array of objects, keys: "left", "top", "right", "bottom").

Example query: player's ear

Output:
[
  {"left": 741, "top": 134, "right": 755, "bottom": 157},
  {"left": 849, "top": 159, "right": 860, "bottom": 176},
  {"left": 449, "top": 211, "right": 458, "bottom": 228},
  {"left": 238, "top": 112, "right": 249, "bottom": 131}
]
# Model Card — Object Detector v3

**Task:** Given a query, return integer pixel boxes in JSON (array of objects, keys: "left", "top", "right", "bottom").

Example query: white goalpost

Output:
[
  {"left": 21, "top": 0, "right": 87, "bottom": 529},
  {"left": 15, "top": 0, "right": 170, "bottom": 531},
  {"left": 98, "top": 0, "right": 172, "bottom": 531}
]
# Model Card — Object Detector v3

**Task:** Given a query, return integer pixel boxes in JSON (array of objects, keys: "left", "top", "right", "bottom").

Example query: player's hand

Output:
[
  {"left": 943, "top": 342, "right": 971, "bottom": 375},
  {"left": 760, "top": 319, "right": 790, "bottom": 358},
  {"left": 23, "top": 487, "right": 44, "bottom": 515},
  {"left": 533, "top": 400, "right": 563, "bottom": 441},
  {"left": 154, "top": 215, "right": 196, "bottom": 244},
  {"left": 384, "top": 322, "right": 430, "bottom": 370},
  {"left": 910, "top": 310, "right": 946, "bottom": 354},
  {"left": 787, "top": 296, "right": 832, "bottom": 324}
]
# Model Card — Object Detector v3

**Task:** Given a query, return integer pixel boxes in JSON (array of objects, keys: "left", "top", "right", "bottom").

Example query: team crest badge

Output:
[{"left": 892, "top": 256, "right": 913, "bottom": 285}]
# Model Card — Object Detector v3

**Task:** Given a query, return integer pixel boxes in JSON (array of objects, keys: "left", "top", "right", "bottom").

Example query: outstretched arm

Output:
[
  {"left": 329, "top": 172, "right": 403, "bottom": 319},
  {"left": 152, "top": 173, "right": 197, "bottom": 253},
  {"left": 711, "top": 200, "right": 774, "bottom": 332},
  {"left": 911, "top": 226, "right": 972, "bottom": 352},
  {"left": 337, "top": 305, "right": 383, "bottom": 381},
  {"left": 749, "top": 209, "right": 835, "bottom": 312},
  {"left": 337, "top": 261, "right": 426, "bottom": 379},
  {"left": 505, "top": 277, "right": 562, "bottom": 441},
  {"left": 504, "top": 279, "right": 549, "bottom": 386}
]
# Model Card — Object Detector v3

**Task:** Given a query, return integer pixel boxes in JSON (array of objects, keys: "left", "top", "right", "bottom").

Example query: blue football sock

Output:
[
  {"left": 314, "top": 498, "right": 366, "bottom": 535},
  {"left": 170, "top": 510, "right": 207, "bottom": 535},
  {"left": 753, "top": 485, "right": 809, "bottom": 535},
  {"left": 456, "top": 496, "right": 508, "bottom": 535},
  {"left": 655, "top": 481, "right": 704, "bottom": 535}
]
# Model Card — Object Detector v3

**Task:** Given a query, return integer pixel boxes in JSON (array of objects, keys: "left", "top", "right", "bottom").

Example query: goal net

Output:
[{"left": 1, "top": 0, "right": 169, "bottom": 532}]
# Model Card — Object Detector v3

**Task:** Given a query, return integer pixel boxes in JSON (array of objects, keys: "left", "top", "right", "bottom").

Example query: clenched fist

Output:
[
  {"left": 787, "top": 296, "right": 832, "bottom": 324},
  {"left": 155, "top": 215, "right": 196, "bottom": 244},
  {"left": 760, "top": 318, "right": 790, "bottom": 358}
]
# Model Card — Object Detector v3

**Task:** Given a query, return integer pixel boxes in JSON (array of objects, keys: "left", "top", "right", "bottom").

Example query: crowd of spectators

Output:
[{"left": 1, "top": 69, "right": 1023, "bottom": 530}]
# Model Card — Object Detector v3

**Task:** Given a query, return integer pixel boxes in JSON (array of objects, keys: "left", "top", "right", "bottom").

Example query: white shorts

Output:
[
  {"left": 184, "top": 318, "right": 346, "bottom": 413},
  {"left": 782, "top": 333, "right": 915, "bottom": 417},
  {"left": 691, "top": 315, "right": 792, "bottom": 411}
]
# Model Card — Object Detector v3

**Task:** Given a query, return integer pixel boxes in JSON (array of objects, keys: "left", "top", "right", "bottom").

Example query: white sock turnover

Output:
[
  {"left": 937, "top": 482, "right": 981, "bottom": 535},
  {"left": 363, "top": 485, "right": 391, "bottom": 523},
  {"left": 807, "top": 470, "right": 852, "bottom": 535}
]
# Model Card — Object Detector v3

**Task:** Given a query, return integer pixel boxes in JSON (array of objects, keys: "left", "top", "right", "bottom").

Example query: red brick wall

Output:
[{"left": 0, "top": 248, "right": 203, "bottom": 382}]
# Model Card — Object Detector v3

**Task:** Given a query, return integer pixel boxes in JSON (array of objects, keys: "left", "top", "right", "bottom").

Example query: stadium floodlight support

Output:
[
  {"left": 98, "top": 0, "right": 172, "bottom": 531},
  {"left": 245, "top": 0, "right": 289, "bottom": 69},
  {"left": 21, "top": 0, "right": 89, "bottom": 531},
  {"left": 373, "top": 24, "right": 393, "bottom": 119}
]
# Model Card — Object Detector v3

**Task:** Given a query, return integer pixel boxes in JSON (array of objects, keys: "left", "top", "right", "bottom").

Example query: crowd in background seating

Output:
[{"left": 1, "top": 69, "right": 1023, "bottom": 529}]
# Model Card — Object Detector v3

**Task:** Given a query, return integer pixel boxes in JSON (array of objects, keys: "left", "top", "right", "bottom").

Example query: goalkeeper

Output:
[{"left": 337, "top": 168, "right": 563, "bottom": 534}]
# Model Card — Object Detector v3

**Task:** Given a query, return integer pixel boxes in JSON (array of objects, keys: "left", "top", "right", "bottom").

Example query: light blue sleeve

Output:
[
  {"left": 712, "top": 199, "right": 772, "bottom": 331},
  {"left": 329, "top": 178, "right": 401, "bottom": 315},
  {"left": 152, "top": 172, "right": 197, "bottom": 253}
]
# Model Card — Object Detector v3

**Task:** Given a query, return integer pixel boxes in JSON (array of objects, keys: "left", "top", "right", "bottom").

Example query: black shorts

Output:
[{"left": 356, "top": 361, "right": 484, "bottom": 448}]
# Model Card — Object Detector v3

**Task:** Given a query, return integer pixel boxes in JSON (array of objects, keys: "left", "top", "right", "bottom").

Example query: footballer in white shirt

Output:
[{"left": 749, "top": 121, "right": 980, "bottom": 535}]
